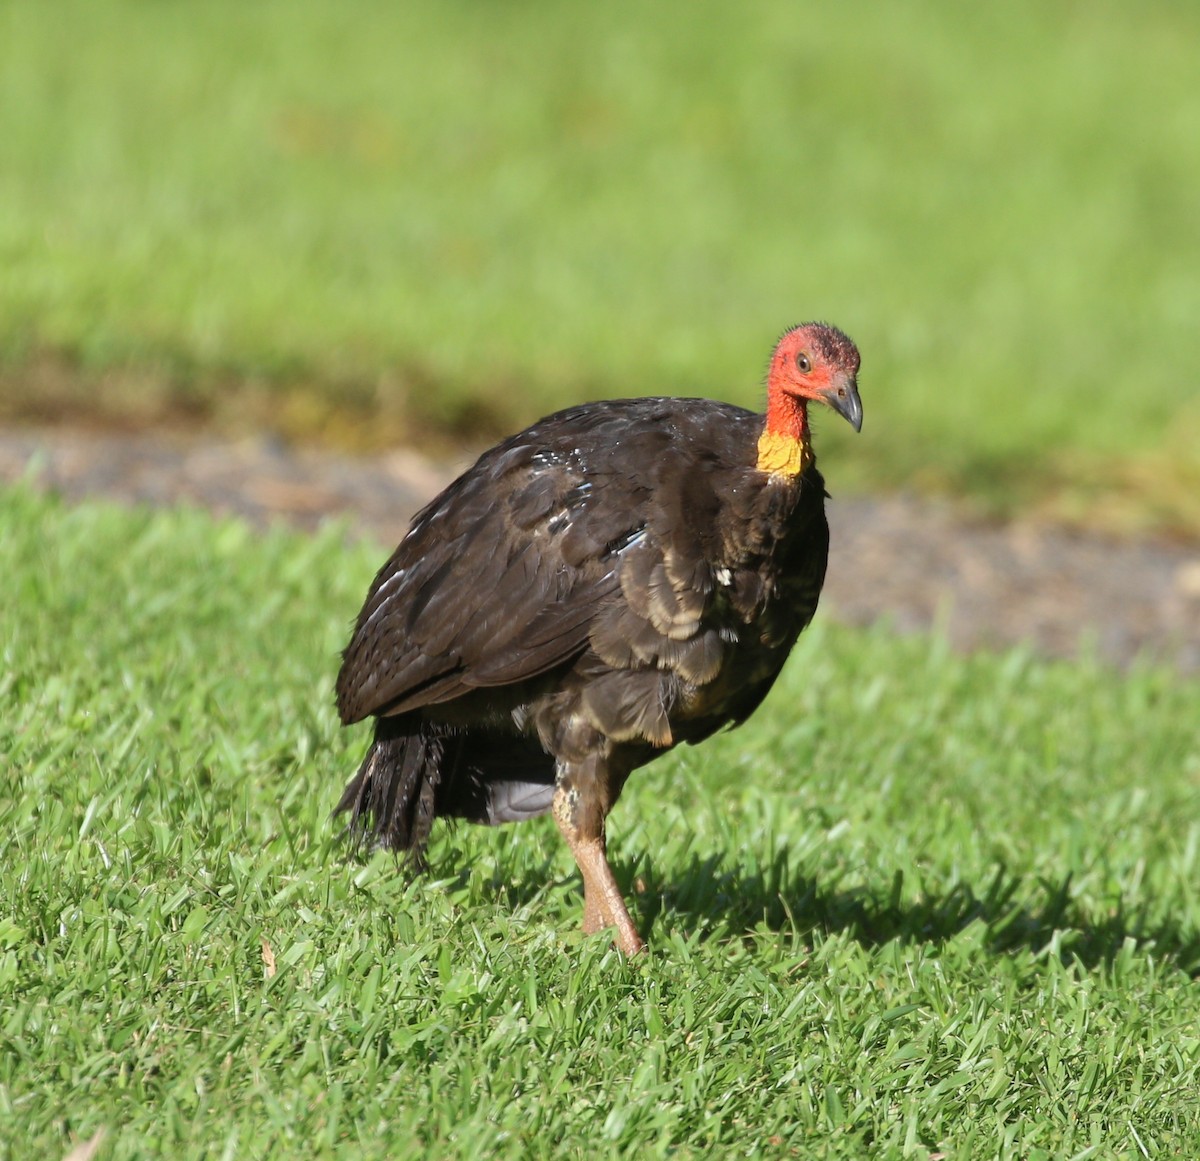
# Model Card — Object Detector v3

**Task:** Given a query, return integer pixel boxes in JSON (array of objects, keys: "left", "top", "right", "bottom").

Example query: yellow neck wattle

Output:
[{"left": 756, "top": 428, "right": 813, "bottom": 478}]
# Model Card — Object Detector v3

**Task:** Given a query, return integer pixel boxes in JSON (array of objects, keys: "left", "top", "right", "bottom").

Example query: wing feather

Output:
[{"left": 337, "top": 425, "right": 640, "bottom": 722}]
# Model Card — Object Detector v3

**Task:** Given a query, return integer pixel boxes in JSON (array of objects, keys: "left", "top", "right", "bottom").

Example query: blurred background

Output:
[{"left": 1, "top": 0, "right": 1198, "bottom": 536}]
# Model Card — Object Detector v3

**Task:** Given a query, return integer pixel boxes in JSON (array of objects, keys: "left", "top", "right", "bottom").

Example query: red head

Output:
[
  {"left": 757, "top": 322, "right": 862, "bottom": 477},
  {"left": 766, "top": 322, "right": 863, "bottom": 433}
]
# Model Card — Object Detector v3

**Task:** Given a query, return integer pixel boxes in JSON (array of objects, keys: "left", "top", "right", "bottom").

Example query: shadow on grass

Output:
[
  {"left": 423, "top": 830, "right": 1200, "bottom": 974},
  {"left": 620, "top": 851, "right": 1200, "bottom": 975}
]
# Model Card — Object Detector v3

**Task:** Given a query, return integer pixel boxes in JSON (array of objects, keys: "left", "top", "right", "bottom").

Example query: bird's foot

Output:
[
  {"left": 581, "top": 876, "right": 645, "bottom": 956},
  {"left": 582, "top": 912, "right": 645, "bottom": 956},
  {"left": 554, "top": 784, "right": 646, "bottom": 956}
]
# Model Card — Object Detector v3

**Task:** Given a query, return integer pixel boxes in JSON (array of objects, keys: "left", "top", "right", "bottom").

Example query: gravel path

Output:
[{"left": 4, "top": 425, "right": 1198, "bottom": 672}]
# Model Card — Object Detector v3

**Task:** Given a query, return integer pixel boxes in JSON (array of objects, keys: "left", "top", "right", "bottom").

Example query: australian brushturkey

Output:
[{"left": 335, "top": 322, "right": 862, "bottom": 954}]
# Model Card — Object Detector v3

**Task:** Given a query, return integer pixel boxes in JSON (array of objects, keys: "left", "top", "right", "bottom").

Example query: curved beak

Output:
[{"left": 821, "top": 375, "right": 863, "bottom": 432}]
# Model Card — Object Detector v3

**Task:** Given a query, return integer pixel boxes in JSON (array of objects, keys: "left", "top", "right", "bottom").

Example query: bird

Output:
[{"left": 335, "top": 322, "right": 863, "bottom": 955}]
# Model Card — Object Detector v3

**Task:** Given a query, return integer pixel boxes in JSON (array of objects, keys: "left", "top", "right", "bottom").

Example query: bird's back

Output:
[{"left": 336, "top": 396, "right": 829, "bottom": 744}]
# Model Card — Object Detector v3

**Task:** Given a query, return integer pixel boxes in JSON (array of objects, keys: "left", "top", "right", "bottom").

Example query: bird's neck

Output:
[{"left": 757, "top": 391, "right": 813, "bottom": 477}]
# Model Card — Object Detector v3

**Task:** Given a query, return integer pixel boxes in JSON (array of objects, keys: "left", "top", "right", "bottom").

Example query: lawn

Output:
[
  {"left": 3, "top": 486, "right": 1199, "bottom": 1158},
  {"left": 2, "top": 0, "right": 1200, "bottom": 533}
]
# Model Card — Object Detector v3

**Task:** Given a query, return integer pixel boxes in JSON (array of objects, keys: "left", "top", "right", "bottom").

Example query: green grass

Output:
[
  {"left": 3, "top": 486, "right": 1200, "bottom": 1159},
  {"left": 2, "top": 0, "right": 1200, "bottom": 532}
]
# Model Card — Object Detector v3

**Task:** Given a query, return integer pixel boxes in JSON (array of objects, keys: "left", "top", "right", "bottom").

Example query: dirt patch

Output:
[{"left": 4, "top": 424, "right": 1198, "bottom": 672}]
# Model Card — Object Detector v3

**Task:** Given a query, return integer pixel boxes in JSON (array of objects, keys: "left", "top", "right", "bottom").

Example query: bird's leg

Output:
[{"left": 552, "top": 777, "right": 644, "bottom": 956}]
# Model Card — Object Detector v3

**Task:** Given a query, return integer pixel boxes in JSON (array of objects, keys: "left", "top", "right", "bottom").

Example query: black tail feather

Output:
[
  {"left": 335, "top": 717, "right": 559, "bottom": 861},
  {"left": 335, "top": 715, "right": 442, "bottom": 857}
]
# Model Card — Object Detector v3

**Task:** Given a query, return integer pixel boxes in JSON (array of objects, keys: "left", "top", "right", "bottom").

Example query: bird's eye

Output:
[{"left": 795, "top": 352, "right": 812, "bottom": 374}]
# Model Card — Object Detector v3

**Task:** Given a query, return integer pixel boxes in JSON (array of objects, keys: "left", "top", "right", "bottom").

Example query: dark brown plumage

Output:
[{"left": 335, "top": 323, "right": 863, "bottom": 954}]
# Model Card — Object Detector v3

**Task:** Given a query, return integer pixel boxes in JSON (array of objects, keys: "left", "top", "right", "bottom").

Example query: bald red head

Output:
[
  {"left": 766, "top": 322, "right": 862, "bottom": 431},
  {"left": 757, "top": 323, "right": 862, "bottom": 477}
]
